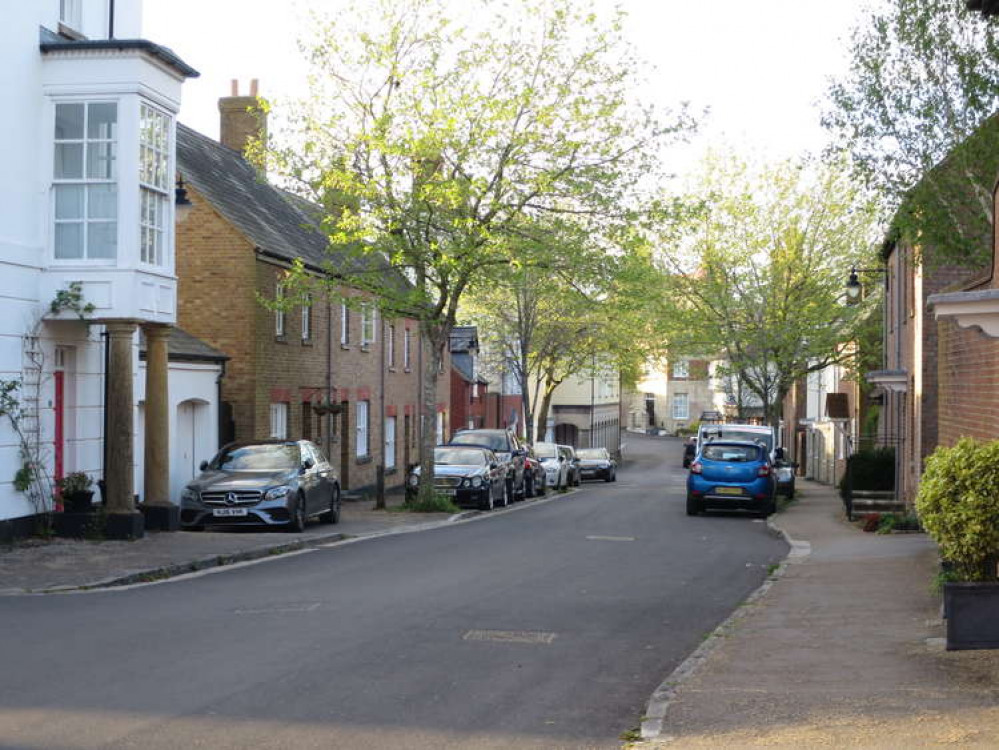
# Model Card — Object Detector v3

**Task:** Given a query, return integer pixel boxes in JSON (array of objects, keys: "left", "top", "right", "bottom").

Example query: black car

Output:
[
  {"left": 448, "top": 428, "right": 527, "bottom": 500},
  {"left": 180, "top": 440, "right": 340, "bottom": 532},
  {"left": 576, "top": 447, "right": 617, "bottom": 482},
  {"left": 407, "top": 446, "right": 508, "bottom": 510}
]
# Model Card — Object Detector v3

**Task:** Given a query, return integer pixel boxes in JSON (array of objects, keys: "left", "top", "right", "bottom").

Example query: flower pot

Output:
[
  {"left": 943, "top": 582, "right": 999, "bottom": 650},
  {"left": 62, "top": 490, "right": 94, "bottom": 514}
]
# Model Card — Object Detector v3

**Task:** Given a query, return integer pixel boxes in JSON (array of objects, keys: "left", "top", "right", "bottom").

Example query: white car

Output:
[{"left": 534, "top": 442, "right": 569, "bottom": 490}]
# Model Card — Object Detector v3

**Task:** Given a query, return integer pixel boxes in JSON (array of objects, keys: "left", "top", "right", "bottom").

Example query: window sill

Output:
[
  {"left": 301, "top": 339, "right": 314, "bottom": 347},
  {"left": 388, "top": 367, "right": 397, "bottom": 373},
  {"left": 360, "top": 344, "right": 372, "bottom": 353},
  {"left": 274, "top": 336, "right": 288, "bottom": 344},
  {"left": 356, "top": 455, "right": 373, "bottom": 465},
  {"left": 384, "top": 467, "right": 397, "bottom": 476},
  {"left": 341, "top": 344, "right": 352, "bottom": 350}
]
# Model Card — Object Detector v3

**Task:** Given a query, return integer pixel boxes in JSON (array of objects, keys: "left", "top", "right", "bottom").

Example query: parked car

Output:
[
  {"left": 697, "top": 423, "right": 779, "bottom": 463},
  {"left": 682, "top": 438, "right": 696, "bottom": 469},
  {"left": 576, "top": 447, "right": 617, "bottom": 482},
  {"left": 523, "top": 446, "right": 548, "bottom": 498},
  {"left": 774, "top": 454, "right": 797, "bottom": 499},
  {"left": 407, "top": 446, "right": 508, "bottom": 510},
  {"left": 558, "top": 444, "right": 582, "bottom": 487},
  {"left": 448, "top": 428, "right": 527, "bottom": 500},
  {"left": 180, "top": 440, "right": 340, "bottom": 532},
  {"left": 535, "top": 441, "right": 569, "bottom": 490},
  {"left": 686, "top": 440, "right": 776, "bottom": 518}
]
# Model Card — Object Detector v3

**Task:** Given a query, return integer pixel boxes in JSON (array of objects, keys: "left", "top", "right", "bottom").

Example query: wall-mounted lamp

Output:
[
  {"left": 844, "top": 265, "right": 885, "bottom": 305},
  {"left": 175, "top": 177, "right": 193, "bottom": 224}
]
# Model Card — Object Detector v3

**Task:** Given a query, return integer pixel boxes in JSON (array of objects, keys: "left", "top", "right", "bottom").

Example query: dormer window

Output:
[{"left": 53, "top": 101, "right": 117, "bottom": 260}]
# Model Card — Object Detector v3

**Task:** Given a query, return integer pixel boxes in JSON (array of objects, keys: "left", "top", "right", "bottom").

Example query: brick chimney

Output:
[{"left": 218, "top": 79, "right": 267, "bottom": 156}]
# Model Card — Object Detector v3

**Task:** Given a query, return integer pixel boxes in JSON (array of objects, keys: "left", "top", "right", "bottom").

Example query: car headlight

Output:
[
  {"left": 461, "top": 478, "right": 470, "bottom": 488},
  {"left": 408, "top": 473, "right": 419, "bottom": 487},
  {"left": 181, "top": 487, "right": 198, "bottom": 503},
  {"left": 472, "top": 477, "right": 482, "bottom": 488},
  {"left": 265, "top": 485, "right": 291, "bottom": 501}
]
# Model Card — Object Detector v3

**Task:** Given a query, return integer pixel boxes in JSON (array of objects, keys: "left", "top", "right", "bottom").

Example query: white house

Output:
[{"left": 0, "top": 1, "right": 209, "bottom": 540}]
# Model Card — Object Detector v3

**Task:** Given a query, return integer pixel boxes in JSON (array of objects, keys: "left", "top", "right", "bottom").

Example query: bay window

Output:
[
  {"left": 139, "top": 103, "right": 170, "bottom": 266},
  {"left": 53, "top": 101, "right": 117, "bottom": 260}
]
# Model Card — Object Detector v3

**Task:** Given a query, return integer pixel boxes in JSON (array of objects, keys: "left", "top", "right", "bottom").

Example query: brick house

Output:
[
  {"left": 173, "top": 86, "right": 449, "bottom": 493},
  {"left": 449, "top": 326, "right": 489, "bottom": 433}
]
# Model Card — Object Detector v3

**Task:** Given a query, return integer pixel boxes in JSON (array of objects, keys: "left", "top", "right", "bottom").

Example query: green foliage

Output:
[
  {"left": 915, "top": 438, "right": 999, "bottom": 582},
  {"left": 56, "top": 471, "right": 93, "bottom": 495},
  {"left": 841, "top": 447, "right": 896, "bottom": 500},
  {"left": 49, "top": 282, "right": 95, "bottom": 319},
  {"left": 824, "top": 0, "right": 999, "bottom": 267},
  {"left": 403, "top": 493, "right": 461, "bottom": 514},
  {"left": 13, "top": 462, "right": 34, "bottom": 493}
]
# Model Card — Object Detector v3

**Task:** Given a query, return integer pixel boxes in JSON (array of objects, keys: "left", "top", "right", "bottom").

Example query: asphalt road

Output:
[{"left": 0, "top": 434, "right": 787, "bottom": 750}]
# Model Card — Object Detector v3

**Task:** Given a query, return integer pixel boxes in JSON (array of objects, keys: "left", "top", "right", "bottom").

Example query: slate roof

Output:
[
  {"left": 449, "top": 326, "right": 479, "bottom": 353},
  {"left": 139, "top": 327, "right": 227, "bottom": 363}
]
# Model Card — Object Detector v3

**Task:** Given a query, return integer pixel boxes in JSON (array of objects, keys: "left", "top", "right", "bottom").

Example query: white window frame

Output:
[
  {"left": 361, "top": 303, "right": 376, "bottom": 347},
  {"left": 139, "top": 102, "right": 171, "bottom": 267},
  {"left": 269, "top": 402, "right": 288, "bottom": 439},
  {"left": 340, "top": 303, "right": 350, "bottom": 345},
  {"left": 673, "top": 360, "right": 689, "bottom": 379},
  {"left": 275, "top": 283, "right": 285, "bottom": 337},
  {"left": 356, "top": 400, "right": 370, "bottom": 458},
  {"left": 404, "top": 328, "right": 412, "bottom": 370},
  {"left": 302, "top": 295, "right": 312, "bottom": 341},
  {"left": 387, "top": 324, "right": 396, "bottom": 367},
  {"left": 385, "top": 416, "right": 397, "bottom": 470},
  {"left": 59, "top": 0, "right": 82, "bottom": 30},
  {"left": 52, "top": 100, "right": 118, "bottom": 262},
  {"left": 436, "top": 411, "right": 445, "bottom": 445},
  {"left": 672, "top": 393, "right": 689, "bottom": 421}
]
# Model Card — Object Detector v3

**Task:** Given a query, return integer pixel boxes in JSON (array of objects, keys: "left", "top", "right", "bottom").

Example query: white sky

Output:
[{"left": 143, "top": 0, "right": 876, "bottom": 173}]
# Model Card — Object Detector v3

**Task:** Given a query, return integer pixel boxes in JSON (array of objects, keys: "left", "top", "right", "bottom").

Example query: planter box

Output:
[{"left": 944, "top": 582, "right": 999, "bottom": 650}]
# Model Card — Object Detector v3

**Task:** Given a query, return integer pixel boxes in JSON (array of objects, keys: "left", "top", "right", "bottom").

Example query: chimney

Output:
[{"left": 218, "top": 78, "right": 267, "bottom": 156}]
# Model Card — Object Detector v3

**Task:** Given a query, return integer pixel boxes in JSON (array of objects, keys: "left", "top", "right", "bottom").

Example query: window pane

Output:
[
  {"left": 87, "top": 103, "right": 117, "bottom": 141},
  {"left": 87, "top": 222, "right": 117, "bottom": 259},
  {"left": 54, "top": 223, "right": 83, "bottom": 259},
  {"left": 55, "top": 185, "right": 83, "bottom": 219},
  {"left": 54, "top": 143, "right": 83, "bottom": 179},
  {"left": 87, "top": 184, "right": 117, "bottom": 219},
  {"left": 55, "top": 103, "right": 84, "bottom": 140},
  {"left": 86, "top": 141, "right": 116, "bottom": 180}
]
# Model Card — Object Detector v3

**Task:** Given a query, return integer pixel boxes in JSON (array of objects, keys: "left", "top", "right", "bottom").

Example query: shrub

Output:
[
  {"left": 840, "top": 447, "right": 895, "bottom": 503},
  {"left": 404, "top": 493, "right": 461, "bottom": 514},
  {"left": 915, "top": 438, "right": 999, "bottom": 582}
]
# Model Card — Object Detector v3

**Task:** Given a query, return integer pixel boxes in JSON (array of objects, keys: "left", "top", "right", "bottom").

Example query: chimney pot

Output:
[{"left": 218, "top": 81, "right": 267, "bottom": 157}]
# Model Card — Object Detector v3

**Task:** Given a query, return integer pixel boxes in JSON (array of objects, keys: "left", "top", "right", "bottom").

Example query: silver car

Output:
[{"left": 180, "top": 440, "right": 341, "bottom": 532}]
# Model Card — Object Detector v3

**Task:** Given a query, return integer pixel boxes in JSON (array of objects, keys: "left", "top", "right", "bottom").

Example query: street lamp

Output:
[{"left": 844, "top": 266, "right": 885, "bottom": 305}]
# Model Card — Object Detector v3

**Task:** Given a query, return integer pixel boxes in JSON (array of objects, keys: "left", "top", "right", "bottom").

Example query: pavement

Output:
[
  {"left": 637, "top": 479, "right": 999, "bottom": 750},
  {"left": 0, "top": 491, "right": 466, "bottom": 595}
]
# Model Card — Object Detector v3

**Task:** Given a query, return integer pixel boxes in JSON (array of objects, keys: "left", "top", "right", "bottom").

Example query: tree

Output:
[
  {"left": 260, "top": 0, "right": 691, "bottom": 500},
  {"left": 823, "top": 0, "right": 999, "bottom": 266},
  {"left": 656, "top": 154, "right": 879, "bottom": 426}
]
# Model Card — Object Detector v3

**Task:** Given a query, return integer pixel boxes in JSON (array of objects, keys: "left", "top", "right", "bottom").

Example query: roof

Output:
[
  {"left": 449, "top": 326, "right": 479, "bottom": 353},
  {"left": 39, "top": 30, "right": 199, "bottom": 78},
  {"left": 139, "top": 327, "right": 228, "bottom": 363}
]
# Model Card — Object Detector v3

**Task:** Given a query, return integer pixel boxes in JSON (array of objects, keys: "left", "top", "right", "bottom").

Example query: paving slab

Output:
[{"left": 638, "top": 480, "right": 999, "bottom": 750}]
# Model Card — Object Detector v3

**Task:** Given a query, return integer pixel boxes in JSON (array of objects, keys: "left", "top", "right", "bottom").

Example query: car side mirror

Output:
[
  {"left": 302, "top": 457, "right": 315, "bottom": 472},
  {"left": 490, "top": 462, "right": 498, "bottom": 470},
  {"left": 199, "top": 460, "right": 209, "bottom": 471}
]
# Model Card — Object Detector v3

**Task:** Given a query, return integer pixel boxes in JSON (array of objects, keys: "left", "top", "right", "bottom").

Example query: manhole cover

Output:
[{"left": 463, "top": 629, "right": 557, "bottom": 644}]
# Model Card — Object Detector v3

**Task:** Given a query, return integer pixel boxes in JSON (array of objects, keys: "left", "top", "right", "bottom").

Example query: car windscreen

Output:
[
  {"left": 701, "top": 444, "right": 762, "bottom": 463},
  {"left": 576, "top": 448, "right": 608, "bottom": 459},
  {"left": 213, "top": 444, "right": 300, "bottom": 471},
  {"left": 701, "top": 429, "right": 773, "bottom": 453},
  {"left": 534, "top": 443, "right": 559, "bottom": 459},
  {"left": 434, "top": 447, "right": 487, "bottom": 466},
  {"left": 450, "top": 433, "right": 507, "bottom": 451}
]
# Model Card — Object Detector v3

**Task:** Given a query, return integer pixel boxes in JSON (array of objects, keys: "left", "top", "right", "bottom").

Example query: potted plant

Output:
[
  {"left": 57, "top": 471, "right": 95, "bottom": 514},
  {"left": 916, "top": 437, "right": 999, "bottom": 650}
]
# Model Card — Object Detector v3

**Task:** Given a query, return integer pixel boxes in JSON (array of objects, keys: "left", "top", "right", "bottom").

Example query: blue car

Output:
[{"left": 686, "top": 440, "right": 776, "bottom": 518}]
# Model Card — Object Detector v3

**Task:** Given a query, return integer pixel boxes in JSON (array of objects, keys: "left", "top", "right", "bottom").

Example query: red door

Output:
[{"left": 54, "top": 369, "right": 64, "bottom": 482}]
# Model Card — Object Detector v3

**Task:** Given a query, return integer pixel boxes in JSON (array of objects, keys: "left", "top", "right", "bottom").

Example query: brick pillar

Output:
[
  {"left": 143, "top": 324, "right": 177, "bottom": 530},
  {"left": 104, "top": 321, "right": 144, "bottom": 539},
  {"left": 219, "top": 79, "right": 267, "bottom": 157}
]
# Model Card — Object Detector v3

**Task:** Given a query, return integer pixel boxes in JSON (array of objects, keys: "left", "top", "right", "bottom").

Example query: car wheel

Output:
[
  {"left": 604, "top": 469, "right": 613, "bottom": 483},
  {"left": 290, "top": 495, "right": 307, "bottom": 533},
  {"left": 573, "top": 472, "right": 581, "bottom": 487},
  {"left": 322, "top": 484, "right": 341, "bottom": 525},
  {"left": 537, "top": 476, "right": 547, "bottom": 497},
  {"left": 611, "top": 470, "right": 617, "bottom": 482},
  {"left": 685, "top": 494, "right": 701, "bottom": 516}
]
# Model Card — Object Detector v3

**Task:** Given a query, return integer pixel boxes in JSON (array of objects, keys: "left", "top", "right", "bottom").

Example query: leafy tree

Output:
[
  {"left": 656, "top": 154, "right": 879, "bottom": 426},
  {"left": 260, "top": 0, "right": 691, "bottom": 500},
  {"left": 823, "top": 0, "right": 999, "bottom": 266}
]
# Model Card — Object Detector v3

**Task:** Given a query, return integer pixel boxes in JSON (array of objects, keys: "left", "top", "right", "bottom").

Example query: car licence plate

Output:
[
  {"left": 439, "top": 489, "right": 457, "bottom": 496},
  {"left": 715, "top": 486, "right": 743, "bottom": 496},
  {"left": 212, "top": 508, "right": 248, "bottom": 517}
]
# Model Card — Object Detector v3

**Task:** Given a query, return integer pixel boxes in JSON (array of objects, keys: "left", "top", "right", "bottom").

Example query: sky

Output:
[{"left": 143, "top": 0, "right": 876, "bottom": 175}]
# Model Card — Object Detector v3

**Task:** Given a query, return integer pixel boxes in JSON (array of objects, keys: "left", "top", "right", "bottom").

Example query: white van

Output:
[{"left": 696, "top": 423, "right": 780, "bottom": 460}]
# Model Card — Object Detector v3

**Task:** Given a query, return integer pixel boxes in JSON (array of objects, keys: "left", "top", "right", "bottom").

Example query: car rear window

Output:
[
  {"left": 700, "top": 429, "right": 773, "bottom": 453},
  {"left": 534, "top": 443, "right": 558, "bottom": 459},
  {"left": 577, "top": 448, "right": 608, "bottom": 459},
  {"left": 701, "top": 444, "right": 762, "bottom": 463}
]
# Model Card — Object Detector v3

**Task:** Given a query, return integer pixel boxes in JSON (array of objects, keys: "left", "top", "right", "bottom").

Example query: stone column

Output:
[
  {"left": 143, "top": 324, "right": 177, "bottom": 530},
  {"left": 104, "top": 321, "right": 144, "bottom": 539}
]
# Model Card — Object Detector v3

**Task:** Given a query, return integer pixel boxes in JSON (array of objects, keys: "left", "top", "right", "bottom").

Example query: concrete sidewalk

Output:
[
  {"left": 639, "top": 479, "right": 999, "bottom": 750},
  {"left": 0, "top": 494, "right": 461, "bottom": 595}
]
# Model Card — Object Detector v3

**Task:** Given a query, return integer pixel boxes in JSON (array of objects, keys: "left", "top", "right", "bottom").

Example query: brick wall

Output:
[{"left": 938, "top": 318, "right": 999, "bottom": 446}]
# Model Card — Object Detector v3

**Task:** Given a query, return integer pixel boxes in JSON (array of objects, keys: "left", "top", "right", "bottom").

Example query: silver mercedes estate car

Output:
[{"left": 180, "top": 440, "right": 340, "bottom": 532}]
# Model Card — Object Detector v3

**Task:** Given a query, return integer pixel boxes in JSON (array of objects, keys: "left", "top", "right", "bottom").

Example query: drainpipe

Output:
[
  {"left": 99, "top": 326, "right": 109, "bottom": 504},
  {"left": 108, "top": 0, "right": 115, "bottom": 38},
  {"left": 215, "top": 358, "right": 226, "bottom": 449},
  {"left": 326, "top": 300, "right": 333, "bottom": 461},
  {"left": 377, "top": 310, "right": 386, "bottom": 508}
]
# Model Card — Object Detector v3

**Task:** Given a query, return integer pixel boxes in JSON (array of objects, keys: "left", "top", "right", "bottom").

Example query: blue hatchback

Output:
[{"left": 686, "top": 440, "right": 776, "bottom": 517}]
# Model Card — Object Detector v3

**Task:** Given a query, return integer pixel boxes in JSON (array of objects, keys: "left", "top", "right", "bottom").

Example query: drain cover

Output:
[{"left": 463, "top": 629, "right": 557, "bottom": 644}]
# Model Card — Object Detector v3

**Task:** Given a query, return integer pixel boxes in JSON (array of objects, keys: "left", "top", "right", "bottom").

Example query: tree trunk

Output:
[
  {"left": 534, "top": 379, "right": 559, "bottom": 444},
  {"left": 417, "top": 323, "right": 444, "bottom": 504}
]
